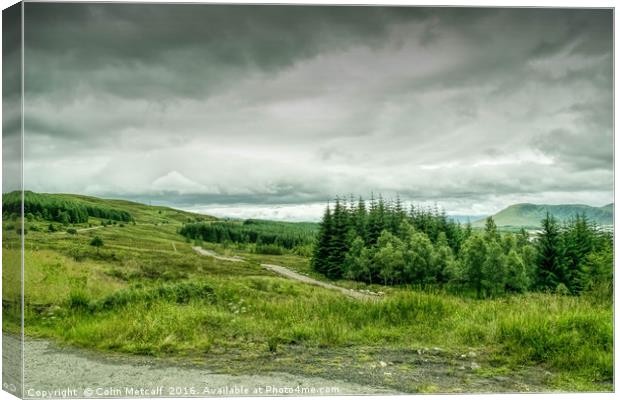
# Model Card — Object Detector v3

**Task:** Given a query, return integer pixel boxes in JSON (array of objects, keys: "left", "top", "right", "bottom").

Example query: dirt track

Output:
[
  {"left": 3, "top": 335, "right": 395, "bottom": 398},
  {"left": 192, "top": 247, "right": 378, "bottom": 300},
  {"left": 192, "top": 246, "right": 245, "bottom": 262},
  {"left": 260, "top": 263, "right": 378, "bottom": 301}
]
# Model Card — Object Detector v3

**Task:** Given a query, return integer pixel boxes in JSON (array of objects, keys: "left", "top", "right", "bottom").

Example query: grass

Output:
[{"left": 2, "top": 193, "right": 613, "bottom": 393}]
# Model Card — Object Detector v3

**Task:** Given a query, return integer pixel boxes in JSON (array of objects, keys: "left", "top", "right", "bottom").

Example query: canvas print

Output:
[{"left": 1, "top": 2, "right": 614, "bottom": 398}]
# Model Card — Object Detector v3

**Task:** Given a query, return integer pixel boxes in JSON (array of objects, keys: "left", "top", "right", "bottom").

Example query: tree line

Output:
[
  {"left": 2, "top": 191, "right": 133, "bottom": 224},
  {"left": 179, "top": 219, "right": 317, "bottom": 251},
  {"left": 312, "top": 196, "right": 612, "bottom": 297}
]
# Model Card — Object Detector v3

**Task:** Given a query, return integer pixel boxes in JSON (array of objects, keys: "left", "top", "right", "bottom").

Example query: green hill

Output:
[
  {"left": 474, "top": 203, "right": 614, "bottom": 228},
  {"left": 2, "top": 191, "right": 216, "bottom": 225}
]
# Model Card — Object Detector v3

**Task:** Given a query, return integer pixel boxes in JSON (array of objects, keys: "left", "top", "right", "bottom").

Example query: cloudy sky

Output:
[{"left": 6, "top": 4, "right": 613, "bottom": 220}]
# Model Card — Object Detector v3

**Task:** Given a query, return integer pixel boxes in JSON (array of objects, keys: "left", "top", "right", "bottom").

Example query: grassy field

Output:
[{"left": 2, "top": 194, "right": 613, "bottom": 393}]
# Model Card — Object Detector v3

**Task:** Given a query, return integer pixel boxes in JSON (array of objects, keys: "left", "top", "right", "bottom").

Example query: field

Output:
[{"left": 2, "top": 193, "right": 613, "bottom": 393}]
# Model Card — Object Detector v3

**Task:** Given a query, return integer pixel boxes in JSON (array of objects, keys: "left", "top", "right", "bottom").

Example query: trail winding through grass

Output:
[
  {"left": 259, "top": 263, "right": 378, "bottom": 301},
  {"left": 192, "top": 246, "right": 245, "bottom": 262},
  {"left": 192, "top": 246, "right": 378, "bottom": 301}
]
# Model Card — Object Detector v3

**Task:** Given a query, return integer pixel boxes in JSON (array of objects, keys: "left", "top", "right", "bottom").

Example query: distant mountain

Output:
[
  {"left": 473, "top": 203, "right": 614, "bottom": 228},
  {"left": 447, "top": 214, "right": 488, "bottom": 224}
]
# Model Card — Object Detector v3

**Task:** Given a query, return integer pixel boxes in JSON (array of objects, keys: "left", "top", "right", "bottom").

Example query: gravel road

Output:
[{"left": 3, "top": 335, "right": 395, "bottom": 398}]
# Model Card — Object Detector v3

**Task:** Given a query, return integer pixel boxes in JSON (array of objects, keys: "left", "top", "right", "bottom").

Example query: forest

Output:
[
  {"left": 312, "top": 196, "right": 613, "bottom": 298},
  {"left": 179, "top": 219, "right": 317, "bottom": 254},
  {"left": 2, "top": 191, "right": 133, "bottom": 224}
]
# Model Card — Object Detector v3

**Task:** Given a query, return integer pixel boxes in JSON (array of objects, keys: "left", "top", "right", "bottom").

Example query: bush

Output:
[
  {"left": 255, "top": 244, "right": 284, "bottom": 255},
  {"left": 94, "top": 282, "right": 216, "bottom": 311},
  {"left": 90, "top": 236, "right": 104, "bottom": 249},
  {"left": 67, "top": 290, "right": 92, "bottom": 311},
  {"left": 68, "top": 247, "right": 86, "bottom": 262},
  {"left": 66, "top": 228, "right": 78, "bottom": 235}
]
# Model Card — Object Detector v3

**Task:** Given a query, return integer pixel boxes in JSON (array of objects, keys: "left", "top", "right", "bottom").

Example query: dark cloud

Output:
[
  {"left": 3, "top": 3, "right": 23, "bottom": 193},
  {"left": 15, "top": 4, "right": 613, "bottom": 218}
]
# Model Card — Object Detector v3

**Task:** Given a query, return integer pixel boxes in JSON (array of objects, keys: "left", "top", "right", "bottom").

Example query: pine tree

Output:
[
  {"left": 312, "top": 204, "right": 333, "bottom": 275},
  {"left": 563, "top": 213, "right": 594, "bottom": 294},
  {"left": 354, "top": 197, "right": 367, "bottom": 239},
  {"left": 516, "top": 228, "right": 530, "bottom": 248},
  {"left": 484, "top": 217, "right": 500, "bottom": 243},
  {"left": 366, "top": 194, "right": 385, "bottom": 246},
  {"left": 464, "top": 221, "right": 473, "bottom": 240},
  {"left": 390, "top": 194, "right": 406, "bottom": 233},
  {"left": 535, "top": 213, "right": 566, "bottom": 291},
  {"left": 326, "top": 199, "right": 350, "bottom": 279}
]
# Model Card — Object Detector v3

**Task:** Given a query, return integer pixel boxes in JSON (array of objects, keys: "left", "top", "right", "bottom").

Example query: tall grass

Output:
[{"left": 28, "top": 278, "right": 612, "bottom": 384}]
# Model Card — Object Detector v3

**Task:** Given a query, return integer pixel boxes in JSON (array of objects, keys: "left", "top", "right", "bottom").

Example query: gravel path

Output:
[
  {"left": 76, "top": 226, "right": 104, "bottom": 233},
  {"left": 260, "top": 264, "right": 378, "bottom": 301},
  {"left": 4, "top": 336, "right": 395, "bottom": 398},
  {"left": 192, "top": 247, "right": 245, "bottom": 262},
  {"left": 192, "top": 247, "right": 378, "bottom": 301}
]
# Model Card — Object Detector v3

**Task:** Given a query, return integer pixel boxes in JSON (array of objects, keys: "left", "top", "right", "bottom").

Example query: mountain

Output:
[
  {"left": 447, "top": 214, "right": 489, "bottom": 224},
  {"left": 474, "top": 203, "right": 614, "bottom": 228}
]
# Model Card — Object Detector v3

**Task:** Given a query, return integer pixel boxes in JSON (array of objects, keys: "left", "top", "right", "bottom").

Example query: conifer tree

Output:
[
  {"left": 366, "top": 194, "right": 385, "bottom": 246},
  {"left": 484, "top": 217, "right": 500, "bottom": 242},
  {"left": 312, "top": 204, "right": 333, "bottom": 275},
  {"left": 563, "top": 213, "right": 594, "bottom": 294},
  {"left": 535, "top": 213, "right": 566, "bottom": 291},
  {"left": 326, "top": 199, "right": 350, "bottom": 278},
  {"left": 354, "top": 197, "right": 367, "bottom": 239}
]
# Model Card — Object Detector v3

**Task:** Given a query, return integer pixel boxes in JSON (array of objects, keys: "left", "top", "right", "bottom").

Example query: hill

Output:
[
  {"left": 474, "top": 203, "right": 614, "bottom": 228},
  {"left": 2, "top": 191, "right": 216, "bottom": 225}
]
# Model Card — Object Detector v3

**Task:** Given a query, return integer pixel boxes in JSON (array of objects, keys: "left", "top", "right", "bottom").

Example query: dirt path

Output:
[
  {"left": 76, "top": 226, "right": 104, "bottom": 233},
  {"left": 4, "top": 336, "right": 394, "bottom": 397},
  {"left": 260, "top": 264, "right": 379, "bottom": 301},
  {"left": 192, "top": 246, "right": 245, "bottom": 262},
  {"left": 192, "top": 247, "right": 378, "bottom": 301}
]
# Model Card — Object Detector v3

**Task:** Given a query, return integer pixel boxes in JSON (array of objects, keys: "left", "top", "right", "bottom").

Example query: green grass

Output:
[{"left": 3, "top": 193, "right": 613, "bottom": 392}]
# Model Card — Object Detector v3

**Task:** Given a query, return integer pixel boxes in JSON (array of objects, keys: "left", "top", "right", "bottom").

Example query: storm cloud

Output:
[{"left": 16, "top": 4, "right": 613, "bottom": 219}]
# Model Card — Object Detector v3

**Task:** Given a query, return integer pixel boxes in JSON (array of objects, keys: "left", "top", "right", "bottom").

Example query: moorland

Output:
[{"left": 2, "top": 191, "right": 613, "bottom": 393}]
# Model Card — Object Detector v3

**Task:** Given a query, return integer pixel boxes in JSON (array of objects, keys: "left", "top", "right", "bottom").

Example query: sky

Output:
[{"left": 4, "top": 4, "right": 613, "bottom": 221}]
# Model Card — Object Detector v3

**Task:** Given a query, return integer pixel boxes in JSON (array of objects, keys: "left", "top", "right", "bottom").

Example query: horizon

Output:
[
  {"left": 3, "top": 189, "right": 613, "bottom": 223},
  {"left": 3, "top": 5, "right": 613, "bottom": 220}
]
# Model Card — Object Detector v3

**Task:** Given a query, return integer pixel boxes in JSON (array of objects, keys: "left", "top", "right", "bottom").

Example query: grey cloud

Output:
[{"left": 15, "top": 5, "right": 614, "bottom": 216}]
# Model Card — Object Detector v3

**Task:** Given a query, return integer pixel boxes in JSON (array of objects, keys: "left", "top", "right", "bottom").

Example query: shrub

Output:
[
  {"left": 94, "top": 282, "right": 216, "bottom": 311},
  {"left": 255, "top": 244, "right": 284, "bottom": 255},
  {"left": 67, "top": 290, "right": 92, "bottom": 311}
]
